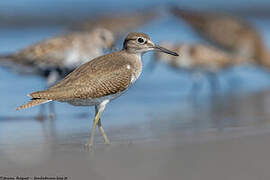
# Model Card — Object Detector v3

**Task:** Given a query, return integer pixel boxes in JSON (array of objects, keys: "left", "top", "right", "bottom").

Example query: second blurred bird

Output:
[
  {"left": 73, "top": 10, "right": 159, "bottom": 39},
  {"left": 152, "top": 42, "right": 250, "bottom": 93},
  {"left": 171, "top": 7, "right": 270, "bottom": 67}
]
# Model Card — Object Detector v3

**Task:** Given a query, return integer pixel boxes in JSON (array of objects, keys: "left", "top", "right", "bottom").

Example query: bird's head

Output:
[{"left": 123, "top": 32, "right": 179, "bottom": 56}]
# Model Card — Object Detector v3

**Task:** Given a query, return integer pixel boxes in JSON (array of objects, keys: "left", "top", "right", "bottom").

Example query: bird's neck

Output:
[
  {"left": 120, "top": 50, "right": 143, "bottom": 78},
  {"left": 121, "top": 49, "right": 142, "bottom": 60}
]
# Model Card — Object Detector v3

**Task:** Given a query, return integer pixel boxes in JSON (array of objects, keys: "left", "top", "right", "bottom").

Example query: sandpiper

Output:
[
  {"left": 1, "top": 28, "right": 115, "bottom": 119},
  {"left": 153, "top": 42, "right": 251, "bottom": 71},
  {"left": 171, "top": 8, "right": 270, "bottom": 64},
  {"left": 16, "top": 32, "right": 179, "bottom": 147},
  {"left": 74, "top": 10, "right": 159, "bottom": 38},
  {"left": 152, "top": 42, "right": 250, "bottom": 92}
]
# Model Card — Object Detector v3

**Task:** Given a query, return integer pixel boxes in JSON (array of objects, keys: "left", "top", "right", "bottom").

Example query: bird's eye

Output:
[{"left": 137, "top": 37, "right": 145, "bottom": 44}]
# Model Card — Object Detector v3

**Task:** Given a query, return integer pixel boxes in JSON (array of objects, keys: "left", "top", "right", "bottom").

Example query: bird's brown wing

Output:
[{"left": 29, "top": 52, "right": 132, "bottom": 101}]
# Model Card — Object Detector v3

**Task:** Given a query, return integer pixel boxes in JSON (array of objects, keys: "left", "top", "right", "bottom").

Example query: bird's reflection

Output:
[{"left": 148, "top": 90, "right": 270, "bottom": 139}]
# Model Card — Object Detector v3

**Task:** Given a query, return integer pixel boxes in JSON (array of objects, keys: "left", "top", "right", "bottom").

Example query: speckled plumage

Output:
[
  {"left": 1, "top": 28, "right": 114, "bottom": 71},
  {"left": 171, "top": 8, "right": 270, "bottom": 65},
  {"left": 30, "top": 51, "right": 140, "bottom": 101}
]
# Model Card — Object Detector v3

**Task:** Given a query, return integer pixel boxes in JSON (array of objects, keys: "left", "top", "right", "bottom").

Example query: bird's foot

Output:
[
  {"left": 104, "top": 140, "right": 110, "bottom": 145},
  {"left": 49, "top": 113, "right": 56, "bottom": 120},
  {"left": 84, "top": 143, "right": 94, "bottom": 151},
  {"left": 36, "top": 114, "right": 46, "bottom": 121}
]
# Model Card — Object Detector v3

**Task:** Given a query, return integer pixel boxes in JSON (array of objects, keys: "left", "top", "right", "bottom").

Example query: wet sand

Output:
[
  {"left": 1, "top": 91, "right": 270, "bottom": 179},
  {"left": 1, "top": 123, "right": 270, "bottom": 180}
]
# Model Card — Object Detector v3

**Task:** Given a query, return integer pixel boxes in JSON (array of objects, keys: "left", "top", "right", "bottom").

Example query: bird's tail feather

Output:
[
  {"left": 0, "top": 54, "right": 16, "bottom": 67},
  {"left": 0, "top": 54, "right": 13, "bottom": 62},
  {"left": 16, "top": 99, "right": 52, "bottom": 111}
]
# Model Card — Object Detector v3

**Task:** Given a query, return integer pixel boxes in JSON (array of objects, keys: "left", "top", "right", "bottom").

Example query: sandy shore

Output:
[{"left": 1, "top": 121, "right": 270, "bottom": 180}]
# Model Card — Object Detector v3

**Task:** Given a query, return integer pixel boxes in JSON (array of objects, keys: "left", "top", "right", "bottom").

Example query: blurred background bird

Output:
[
  {"left": 0, "top": 28, "right": 115, "bottom": 119},
  {"left": 72, "top": 9, "right": 160, "bottom": 39},
  {"left": 151, "top": 42, "right": 251, "bottom": 94},
  {"left": 171, "top": 7, "right": 270, "bottom": 69}
]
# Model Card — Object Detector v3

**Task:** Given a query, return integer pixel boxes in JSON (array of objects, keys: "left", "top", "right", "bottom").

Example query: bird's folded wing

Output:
[{"left": 30, "top": 65, "right": 132, "bottom": 101}]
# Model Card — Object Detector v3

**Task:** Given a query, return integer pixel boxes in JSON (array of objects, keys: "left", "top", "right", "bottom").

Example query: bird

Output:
[
  {"left": 1, "top": 28, "right": 115, "bottom": 120},
  {"left": 73, "top": 10, "right": 159, "bottom": 39},
  {"left": 16, "top": 32, "right": 179, "bottom": 147},
  {"left": 171, "top": 8, "right": 270, "bottom": 66},
  {"left": 152, "top": 42, "right": 250, "bottom": 93}
]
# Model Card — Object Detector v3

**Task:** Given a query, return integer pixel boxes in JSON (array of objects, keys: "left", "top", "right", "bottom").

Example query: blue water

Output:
[{"left": 1, "top": 0, "right": 270, "bottom": 15}]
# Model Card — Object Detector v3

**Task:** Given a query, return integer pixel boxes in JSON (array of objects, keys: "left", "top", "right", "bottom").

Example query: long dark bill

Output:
[{"left": 154, "top": 45, "right": 179, "bottom": 56}]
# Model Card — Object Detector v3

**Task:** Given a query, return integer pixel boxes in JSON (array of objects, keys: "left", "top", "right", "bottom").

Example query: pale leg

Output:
[
  {"left": 207, "top": 72, "right": 219, "bottom": 95},
  {"left": 188, "top": 72, "right": 203, "bottom": 102},
  {"left": 49, "top": 102, "right": 56, "bottom": 119},
  {"left": 85, "top": 100, "right": 110, "bottom": 147},
  {"left": 36, "top": 104, "right": 46, "bottom": 121},
  {"left": 95, "top": 105, "right": 110, "bottom": 144},
  {"left": 47, "top": 70, "right": 60, "bottom": 87},
  {"left": 47, "top": 71, "right": 59, "bottom": 119}
]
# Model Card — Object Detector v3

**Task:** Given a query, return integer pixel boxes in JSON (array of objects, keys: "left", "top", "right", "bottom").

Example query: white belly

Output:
[{"left": 65, "top": 91, "right": 124, "bottom": 106}]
